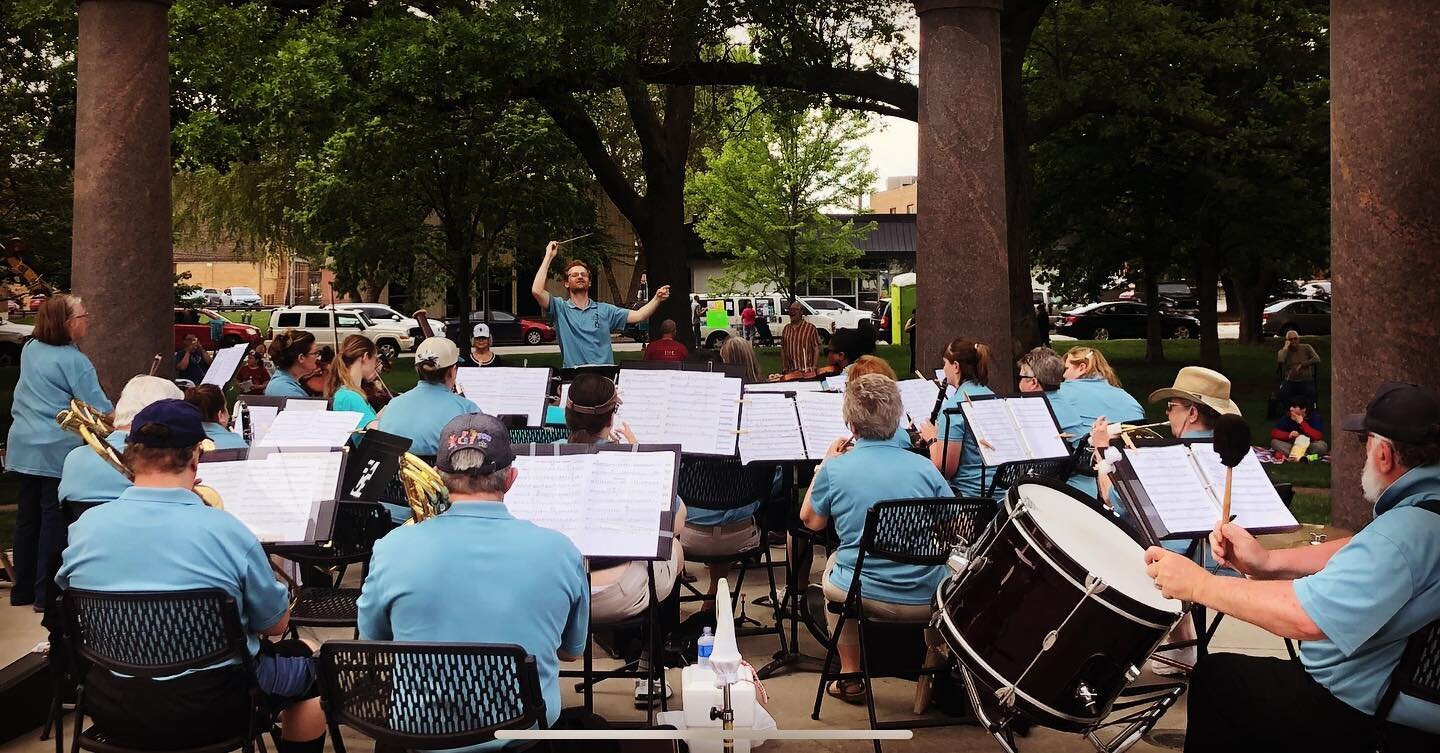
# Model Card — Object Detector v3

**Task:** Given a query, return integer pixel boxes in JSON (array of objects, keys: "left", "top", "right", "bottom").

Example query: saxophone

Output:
[{"left": 56, "top": 398, "right": 225, "bottom": 509}]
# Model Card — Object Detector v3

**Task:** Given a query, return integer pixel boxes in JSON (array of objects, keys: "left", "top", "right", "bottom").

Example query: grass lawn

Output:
[
  {"left": 0, "top": 335, "right": 1335, "bottom": 542},
  {"left": 220, "top": 309, "right": 270, "bottom": 333}
]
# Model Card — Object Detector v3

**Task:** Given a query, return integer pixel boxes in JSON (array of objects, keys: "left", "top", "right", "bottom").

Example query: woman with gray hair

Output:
[{"left": 799, "top": 373, "right": 955, "bottom": 705}]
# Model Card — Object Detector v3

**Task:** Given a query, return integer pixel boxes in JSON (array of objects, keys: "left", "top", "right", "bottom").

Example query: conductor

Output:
[{"left": 531, "top": 240, "right": 669, "bottom": 367}]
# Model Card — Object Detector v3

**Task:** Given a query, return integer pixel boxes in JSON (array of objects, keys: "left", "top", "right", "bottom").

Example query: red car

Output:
[{"left": 173, "top": 307, "right": 264, "bottom": 350}]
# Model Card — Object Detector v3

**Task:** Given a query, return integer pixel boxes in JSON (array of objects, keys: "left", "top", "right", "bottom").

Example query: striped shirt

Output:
[{"left": 780, "top": 320, "right": 820, "bottom": 373}]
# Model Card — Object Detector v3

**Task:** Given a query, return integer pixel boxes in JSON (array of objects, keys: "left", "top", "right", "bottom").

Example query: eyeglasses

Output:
[
  {"left": 1019, "top": 372, "right": 1036, "bottom": 380},
  {"left": 1165, "top": 401, "right": 1189, "bottom": 414},
  {"left": 567, "top": 271, "right": 589, "bottom": 279},
  {"left": 69, "top": 313, "right": 88, "bottom": 320}
]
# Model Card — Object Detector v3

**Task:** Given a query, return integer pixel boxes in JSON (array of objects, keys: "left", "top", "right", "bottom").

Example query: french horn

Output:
[{"left": 57, "top": 398, "right": 224, "bottom": 509}]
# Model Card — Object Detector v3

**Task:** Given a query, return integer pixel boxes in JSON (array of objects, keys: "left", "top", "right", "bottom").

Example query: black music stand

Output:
[{"left": 341, "top": 429, "right": 411, "bottom": 502}]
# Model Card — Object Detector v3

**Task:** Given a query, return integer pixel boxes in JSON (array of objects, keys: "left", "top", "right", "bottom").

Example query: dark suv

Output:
[{"left": 870, "top": 299, "right": 892, "bottom": 343}]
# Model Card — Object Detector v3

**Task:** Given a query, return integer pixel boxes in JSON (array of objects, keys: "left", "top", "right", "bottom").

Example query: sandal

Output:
[{"left": 827, "top": 679, "right": 869, "bottom": 705}]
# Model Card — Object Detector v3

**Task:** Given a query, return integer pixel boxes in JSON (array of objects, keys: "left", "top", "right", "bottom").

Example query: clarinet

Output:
[
  {"left": 929, "top": 379, "right": 948, "bottom": 425},
  {"left": 237, "top": 401, "right": 253, "bottom": 444}
]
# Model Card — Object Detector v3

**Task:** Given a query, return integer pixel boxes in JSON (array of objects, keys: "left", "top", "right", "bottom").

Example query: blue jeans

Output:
[{"left": 11, "top": 473, "right": 62, "bottom": 607}]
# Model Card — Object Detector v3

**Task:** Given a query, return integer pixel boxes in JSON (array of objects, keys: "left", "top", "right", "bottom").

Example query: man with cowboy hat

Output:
[{"left": 1142, "top": 381, "right": 1440, "bottom": 751}]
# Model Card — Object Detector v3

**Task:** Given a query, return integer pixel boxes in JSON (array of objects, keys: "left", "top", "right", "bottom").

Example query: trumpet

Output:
[{"left": 57, "top": 398, "right": 225, "bottom": 509}]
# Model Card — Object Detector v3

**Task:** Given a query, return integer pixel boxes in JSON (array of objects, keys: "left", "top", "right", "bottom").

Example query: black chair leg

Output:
[
  {"left": 857, "top": 616, "right": 883, "bottom": 753},
  {"left": 812, "top": 611, "right": 846, "bottom": 720},
  {"left": 327, "top": 721, "right": 347, "bottom": 753}
]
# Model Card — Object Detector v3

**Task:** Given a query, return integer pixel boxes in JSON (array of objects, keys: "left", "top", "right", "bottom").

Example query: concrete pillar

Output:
[
  {"left": 913, "top": 0, "right": 1014, "bottom": 389},
  {"left": 1331, "top": 2, "right": 1440, "bottom": 531},
  {"left": 71, "top": 0, "right": 175, "bottom": 394}
]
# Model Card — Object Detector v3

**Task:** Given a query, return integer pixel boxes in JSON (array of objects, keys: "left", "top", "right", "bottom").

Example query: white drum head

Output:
[{"left": 1013, "top": 483, "right": 1182, "bottom": 614}]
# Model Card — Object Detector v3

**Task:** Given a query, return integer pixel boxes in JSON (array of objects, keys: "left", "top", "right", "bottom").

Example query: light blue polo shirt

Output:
[
  {"left": 545, "top": 296, "right": 629, "bottom": 368},
  {"left": 264, "top": 371, "right": 309, "bottom": 398},
  {"left": 58, "top": 431, "right": 130, "bottom": 504},
  {"left": 56, "top": 485, "right": 289, "bottom": 658},
  {"left": 377, "top": 382, "right": 480, "bottom": 457},
  {"left": 357, "top": 502, "right": 589, "bottom": 750},
  {"left": 203, "top": 422, "right": 249, "bottom": 450},
  {"left": 937, "top": 380, "right": 996, "bottom": 499},
  {"left": 1293, "top": 464, "right": 1440, "bottom": 733},
  {"left": 810, "top": 437, "right": 955, "bottom": 605},
  {"left": 1060, "top": 376, "right": 1145, "bottom": 499},
  {"left": 332, "top": 386, "right": 378, "bottom": 433},
  {"left": 1043, "top": 389, "right": 1083, "bottom": 450},
  {"left": 7, "top": 340, "right": 113, "bottom": 478}
]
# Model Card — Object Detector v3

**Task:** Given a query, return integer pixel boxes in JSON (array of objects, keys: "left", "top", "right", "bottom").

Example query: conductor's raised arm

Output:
[
  {"left": 530, "top": 240, "right": 560, "bottom": 311},
  {"left": 627, "top": 285, "right": 670, "bottom": 324}
]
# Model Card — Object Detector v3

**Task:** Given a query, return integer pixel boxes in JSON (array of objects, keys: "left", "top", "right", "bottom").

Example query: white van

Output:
[{"left": 695, "top": 294, "right": 862, "bottom": 348}]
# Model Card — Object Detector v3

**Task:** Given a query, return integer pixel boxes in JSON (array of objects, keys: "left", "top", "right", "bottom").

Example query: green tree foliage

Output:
[
  {"left": 1027, "top": 0, "right": 1328, "bottom": 362},
  {"left": 688, "top": 96, "right": 875, "bottom": 304},
  {"left": 0, "top": 1, "right": 76, "bottom": 285}
]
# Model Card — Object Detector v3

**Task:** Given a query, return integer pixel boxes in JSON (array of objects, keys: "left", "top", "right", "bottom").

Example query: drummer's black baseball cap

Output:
[{"left": 1341, "top": 382, "right": 1440, "bottom": 444}]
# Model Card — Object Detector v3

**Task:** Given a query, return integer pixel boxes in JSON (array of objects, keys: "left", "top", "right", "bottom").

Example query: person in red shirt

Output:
[
  {"left": 643, "top": 319, "right": 691, "bottom": 362},
  {"left": 1271, "top": 398, "right": 1328, "bottom": 459},
  {"left": 740, "top": 303, "right": 757, "bottom": 341},
  {"left": 233, "top": 346, "right": 271, "bottom": 395}
]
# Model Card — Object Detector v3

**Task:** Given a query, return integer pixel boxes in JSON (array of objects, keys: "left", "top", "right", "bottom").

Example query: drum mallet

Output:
[{"left": 1213, "top": 414, "right": 1252, "bottom": 522}]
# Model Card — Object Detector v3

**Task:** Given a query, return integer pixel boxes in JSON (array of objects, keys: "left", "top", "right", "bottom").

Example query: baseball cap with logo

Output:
[
  {"left": 472, "top": 323, "right": 492, "bottom": 340},
  {"left": 415, "top": 337, "right": 460, "bottom": 369},
  {"left": 1342, "top": 382, "right": 1440, "bottom": 445},
  {"left": 436, "top": 413, "right": 516, "bottom": 474},
  {"left": 127, "top": 399, "right": 208, "bottom": 448}
]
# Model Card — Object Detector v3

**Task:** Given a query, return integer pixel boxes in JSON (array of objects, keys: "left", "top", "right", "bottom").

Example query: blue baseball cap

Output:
[{"left": 127, "top": 399, "right": 208, "bottom": 449}]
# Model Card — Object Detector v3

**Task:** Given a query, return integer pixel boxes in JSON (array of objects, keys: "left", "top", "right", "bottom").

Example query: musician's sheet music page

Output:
[
  {"left": 738, "top": 395, "right": 807, "bottom": 463},
  {"left": 455, "top": 367, "right": 550, "bottom": 426},
  {"left": 199, "top": 452, "right": 341, "bottom": 542},
  {"left": 255, "top": 410, "right": 362, "bottom": 448},
  {"left": 202, "top": 344, "right": 248, "bottom": 388},
  {"left": 665, "top": 372, "right": 741, "bottom": 455},
  {"left": 898, "top": 378, "right": 941, "bottom": 429},
  {"left": 795, "top": 391, "right": 849, "bottom": 459},
  {"left": 744, "top": 381, "right": 823, "bottom": 393},
  {"left": 1010, "top": 398, "right": 1070, "bottom": 459},
  {"left": 243, "top": 405, "right": 279, "bottom": 444},
  {"left": 959, "top": 400, "right": 1028, "bottom": 466},
  {"left": 1123, "top": 444, "right": 1221, "bottom": 535},
  {"left": 614, "top": 371, "right": 670, "bottom": 441},
  {"left": 1191, "top": 445, "right": 1298, "bottom": 530},
  {"left": 506, "top": 451, "right": 670, "bottom": 559},
  {"left": 283, "top": 399, "right": 328, "bottom": 412},
  {"left": 505, "top": 455, "right": 582, "bottom": 542}
]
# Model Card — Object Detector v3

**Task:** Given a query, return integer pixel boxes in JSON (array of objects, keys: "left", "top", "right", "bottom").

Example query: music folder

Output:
[
  {"left": 1110, "top": 438, "right": 1301, "bottom": 541},
  {"left": 342, "top": 429, "right": 412, "bottom": 502},
  {"left": 198, "top": 447, "right": 346, "bottom": 546},
  {"left": 957, "top": 394, "right": 1071, "bottom": 467}
]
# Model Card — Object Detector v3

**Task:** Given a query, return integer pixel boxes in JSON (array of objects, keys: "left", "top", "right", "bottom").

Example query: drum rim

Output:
[
  {"left": 1005, "top": 481, "right": 1182, "bottom": 626},
  {"left": 936, "top": 606, "right": 1104, "bottom": 728}
]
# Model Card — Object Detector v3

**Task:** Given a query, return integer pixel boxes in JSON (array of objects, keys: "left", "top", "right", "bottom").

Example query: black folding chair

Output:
[
  {"left": 1375, "top": 617, "right": 1440, "bottom": 750},
  {"left": 812, "top": 498, "right": 997, "bottom": 753},
  {"left": 675, "top": 456, "right": 785, "bottom": 642},
  {"left": 61, "top": 588, "right": 277, "bottom": 753},
  {"left": 270, "top": 501, "right": 392, "bottom": 637},
  {"left": 508, "top": 427, "right": 570, "bottom": 445},
  {"left": 317, "top": 641, "right": 547, "bottom": 753}
]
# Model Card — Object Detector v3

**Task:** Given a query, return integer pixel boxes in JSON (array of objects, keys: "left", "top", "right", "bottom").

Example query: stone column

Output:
[
  {"left": 71, "top": 0, "right": 175, "bottom": 395},
  {"left": 1331, "top": 2, "right": 1440, "bottom": 531},
  {"left": 913, "top": 0, "right": 1013, "bottom": 390}
]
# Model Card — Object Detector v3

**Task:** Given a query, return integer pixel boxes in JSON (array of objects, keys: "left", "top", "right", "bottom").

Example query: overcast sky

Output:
[{"left": 856, "top": 19, "right": 919, "bottom": 203}]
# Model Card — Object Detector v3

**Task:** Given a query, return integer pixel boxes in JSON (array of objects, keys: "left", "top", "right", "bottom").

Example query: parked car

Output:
[
  {"left": 335, "top": 303, "right": 422, "bottom": 349},
  {"left": 173, "top": 307, "right": 264, "bottom": 350},
  {"left": 0, "top": 317, "right": 34, "bottom": 366},
  {"left": 27, "top": 293, "right": 46, "bottom": 312},
  {"left": 200, "top": 288, "right": 231, "bottom": 307},
  {"left": 1263, "top": 299, "right": 1331, "bottom": 337},
  {"left": 1055, "top": 301, "right": 1200, "bottom": 340},
  {"left": 870, "top": 299, "right": 892, "bottom": 343},
  {"left": 799, "top": 297, "right": 871, "bottom": 330},
  {"left": 267, "top": 305, "right": 415, "bottom": 360},
  {"left": 1117, "top": 281, "right": 1198, "bottom": 312},
  {"left": 224, "top": 286, "right": 263, "bottom": 307},
  {"left": 1299, "top": 280, "right": 1331, "bottom": 301},
  {"left": 177, "top": 287, "right": 207, "bottom": 306},
  {"left": 696, "top": 294, "right": 863, "bottom": 349},
  {"left": 443, "top": 310, "right": 556, "bottom": 346}
]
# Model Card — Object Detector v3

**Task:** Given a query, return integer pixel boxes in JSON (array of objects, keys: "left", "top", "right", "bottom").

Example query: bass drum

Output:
[{"left": 936, "top": 480, "right": 1183, "bottom": 731}]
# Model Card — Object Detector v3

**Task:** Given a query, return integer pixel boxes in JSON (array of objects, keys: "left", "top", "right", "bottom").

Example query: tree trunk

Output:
[
  {"left": 1000, "top": 1, "right": 1051, "bottom": 357},
  {"left": 452, "top": 249, "right": 473, "bottom": 320},
  {"left": 635, "top": 216, "right": 694, "bottom": 347},
  {"left": 1143, "top": 261, "right": 1165, "bottom": 363},
  {"left": 362, "top": 279, "right": 386, "bottom": 303},
  {"left": 1232, "top": 273, "right": 1270, "bottom": 345},
  {"left": 1195, "top": 251, "right": 1221, "bottom": 369}
]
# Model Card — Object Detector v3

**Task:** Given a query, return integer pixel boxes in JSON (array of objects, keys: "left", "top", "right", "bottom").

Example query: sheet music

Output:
[
  {"left": 202, "top": 344, "right": 248, "bottom": 388},
  {"left": 615, "top": 371, "right": 741, "bottom": 455},
  {"left": 823, "top": 374, "right": 848, "bottom": 392},
  {"left": 960, "top": 399, "right": 1030, "bottom": 466},
  {"left": 738, "top": 395, "right": 809, "bottom": 463},
  {"left": 199, "top": 451, "right": 342, "bottom": 542},
  {"left": 242, "top": 405, "right": 279, "bottom": 444},
  {"left": 1122, "top": 445, "right": 1224, "bottom": 535},
  {"left": 455, "top": 367, "right": 551, "bottom": 427},
  {"left": 795, "top": 391, "right": 850, "bottom": 459},
  {"left": 898, "top": 378, "right": 943, "bottom": 429},
  {"left": 283, "top": 399, "right": 328, "bottom": 412},
  {"left": 505, "top": 450, "right": 673, "bottom": 558},
  {"left": 1009, "top": 398, "right": 1071, "bottom": 460},
  {"left": 744, "top": 381, "right": 824, "bottom": 393},
  {"left": 1191, "top": 445, "right": 1299, "bottom": 531},
  {"left": 255, "top": 410, "right": 362, "bottom": 448}
]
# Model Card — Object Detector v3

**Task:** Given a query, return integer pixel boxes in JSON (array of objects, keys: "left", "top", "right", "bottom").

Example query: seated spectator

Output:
[
  {"left": 1272, "top": 398, "right": 1329, "bottom": 458},
  {"left": 234, "top": 347, "right": 270, "bottom": 395},
  {"left": 642, "top": 319, "right": 690, "bottom": 362}
]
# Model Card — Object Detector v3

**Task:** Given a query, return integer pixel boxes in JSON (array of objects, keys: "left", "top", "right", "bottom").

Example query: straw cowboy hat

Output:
[{"left": 1147, "top": 366, "right": 1242, "bottom": 416}]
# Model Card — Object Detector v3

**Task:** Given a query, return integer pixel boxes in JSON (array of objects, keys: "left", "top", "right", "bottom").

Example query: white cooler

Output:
[{"left": 676, "top": 664, "right": 762, "bottom": 753}]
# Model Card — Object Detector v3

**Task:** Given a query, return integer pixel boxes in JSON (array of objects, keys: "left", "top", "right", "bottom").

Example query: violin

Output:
[
  {"left": 365, "top": 354, "right": 395, "bottom": 411},
  {"left": 302, "top": 362, "right": 329, "bottom": 397}
]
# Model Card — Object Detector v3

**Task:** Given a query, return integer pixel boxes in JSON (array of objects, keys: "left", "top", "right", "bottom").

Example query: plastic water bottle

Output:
[{"left": 697, "top": 627, "right": 714, "bottom": 666}]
